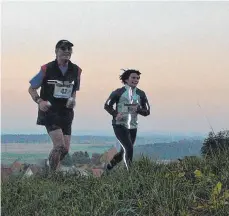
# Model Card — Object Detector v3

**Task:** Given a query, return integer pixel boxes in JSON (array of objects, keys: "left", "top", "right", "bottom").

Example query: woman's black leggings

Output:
[{"left": 110, "top": 124, "right": 137, "bottom": 169}]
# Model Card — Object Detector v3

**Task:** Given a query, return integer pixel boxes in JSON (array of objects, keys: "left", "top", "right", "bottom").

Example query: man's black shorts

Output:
[{"left": 37, "top": 108, "right": 74, "bottom": 135}]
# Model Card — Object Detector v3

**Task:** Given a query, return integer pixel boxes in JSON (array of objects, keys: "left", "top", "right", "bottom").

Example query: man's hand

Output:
[
  {"left": 66, "top": 97, "right": 76, "bottom": 109},
  {"left": 115, "top": 113, "right": 123, "bottom": 121},
  {"left": 38, "top": 101, "right": 51, "bottom": 112}
]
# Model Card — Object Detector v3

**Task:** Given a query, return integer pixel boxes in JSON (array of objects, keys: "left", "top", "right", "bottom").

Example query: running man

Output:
[
  {"left": 28, "top": 40, "right": 82, "bottom": 171},
  {"left": 104, "top": 69, "right": 150, "bottom": 171}
]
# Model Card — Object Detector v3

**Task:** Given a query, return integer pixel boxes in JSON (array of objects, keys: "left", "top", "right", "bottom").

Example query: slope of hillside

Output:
[{"left": 2, "top": 152, "right": 229, "bottom": 216}]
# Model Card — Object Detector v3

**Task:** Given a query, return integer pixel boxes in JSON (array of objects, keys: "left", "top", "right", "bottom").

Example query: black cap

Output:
[{"left": 55, "top": 40, "right": 74, "bottom": 49}]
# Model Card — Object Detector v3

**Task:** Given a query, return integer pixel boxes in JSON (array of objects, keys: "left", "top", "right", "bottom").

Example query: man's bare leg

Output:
[
  {"left": 48, "top": 129, "right": 66, "bottom": 171},
  {"left": 63, "top": 135, "right": 71, "bottom": 153}
]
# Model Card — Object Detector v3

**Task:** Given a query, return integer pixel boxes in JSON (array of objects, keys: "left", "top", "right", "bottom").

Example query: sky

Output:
[{"left": 1, "top": 1, "right": 229, "bottom": 136}]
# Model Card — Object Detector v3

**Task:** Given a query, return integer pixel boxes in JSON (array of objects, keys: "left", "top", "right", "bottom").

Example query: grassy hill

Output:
[{"left": 2, "top": 152, "right": 229, "bottom": 216}]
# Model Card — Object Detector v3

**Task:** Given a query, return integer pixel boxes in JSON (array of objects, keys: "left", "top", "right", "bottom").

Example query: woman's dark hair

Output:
[{"left": 119, "top": 69, "right": 141, "bottom": 84}]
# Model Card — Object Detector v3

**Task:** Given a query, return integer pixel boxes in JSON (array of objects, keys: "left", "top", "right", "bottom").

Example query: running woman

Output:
[{"left": 104, "top": 69, "right": 150, "bottom": 170}]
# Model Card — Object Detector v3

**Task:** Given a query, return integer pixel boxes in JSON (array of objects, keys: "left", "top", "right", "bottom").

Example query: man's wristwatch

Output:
[{"left": 35, "top": 96, "right": 42, "bottom": 104}]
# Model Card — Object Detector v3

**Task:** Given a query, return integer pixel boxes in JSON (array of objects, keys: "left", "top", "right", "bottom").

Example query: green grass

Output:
[{"left": 2, "top": 152, "right": 229, "bottom": 216}]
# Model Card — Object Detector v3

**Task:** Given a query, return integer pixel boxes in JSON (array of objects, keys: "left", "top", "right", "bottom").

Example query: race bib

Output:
[
  {"left": 53, "top": 84, "right": 73, "bottom": 99},
  {"left": 121, "top": 104, "right": 137, "bottom": 114}
]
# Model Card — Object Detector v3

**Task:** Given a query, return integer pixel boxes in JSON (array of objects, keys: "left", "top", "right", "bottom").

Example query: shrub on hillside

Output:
[
  {"left": 201, "top": 130, "right": 229, "bottom": 158},
  {"left": 60, "top": 153, "right": 73, "bottom": 166},
  {"left": 72, "top": 151, "right": 91, "bottom": 164}
]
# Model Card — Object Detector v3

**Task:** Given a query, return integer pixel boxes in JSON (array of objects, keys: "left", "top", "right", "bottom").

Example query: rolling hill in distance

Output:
[
  {"left": 1, "top": 133, "right": 205, "bottom": 144},
  {"left": 1, "top": 133, "right": 205, "bottom": 160}
]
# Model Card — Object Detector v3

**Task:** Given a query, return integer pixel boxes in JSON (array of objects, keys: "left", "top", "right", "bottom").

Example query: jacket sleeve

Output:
[
  {"left": 104, "top": 90, "right": 118, "bottom": 118},
  {"left": 137, "top": 91, "right": 150, "bottom": 116}
]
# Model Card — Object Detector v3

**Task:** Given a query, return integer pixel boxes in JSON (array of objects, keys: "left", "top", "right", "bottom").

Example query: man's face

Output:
[
  {"left": 125, "top": 73, "right": 140, "bottom": 88},
  {"left": 56, "top": 45, "right": 73, "bottom": 61}
]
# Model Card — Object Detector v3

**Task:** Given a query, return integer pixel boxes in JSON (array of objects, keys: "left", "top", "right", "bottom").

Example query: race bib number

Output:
[
  {"left": 53, "top": 84, "right": 73, "bottom": 99},
  {"left": 121, "top": 104, "right": 136, "bottom": 114}
]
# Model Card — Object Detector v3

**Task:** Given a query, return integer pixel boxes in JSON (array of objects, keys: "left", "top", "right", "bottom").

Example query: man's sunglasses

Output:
[{"left": 59, "top": 46, "right": 72, "bottom": 51}]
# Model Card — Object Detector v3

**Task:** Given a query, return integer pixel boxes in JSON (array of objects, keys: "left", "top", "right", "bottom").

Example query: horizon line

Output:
[{"left": 1, "top": 132, "right": 207, "bottom": 137}]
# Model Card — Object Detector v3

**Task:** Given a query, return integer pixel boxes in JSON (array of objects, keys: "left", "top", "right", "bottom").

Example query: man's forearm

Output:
[{"left": 28, "top": 86, "right": 42, "bottom": 103}]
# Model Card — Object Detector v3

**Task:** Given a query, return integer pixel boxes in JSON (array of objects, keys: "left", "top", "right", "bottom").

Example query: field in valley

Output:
[{"left": 1, "top": 143, "right": 112, "bottom": 165}]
